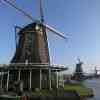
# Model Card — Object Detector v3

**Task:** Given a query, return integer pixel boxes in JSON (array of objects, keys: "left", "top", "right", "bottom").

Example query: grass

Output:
[
  {"left": 64, "top": 83, "right": 93, "bottom": 97},
  {"left": 32, "top": 90, "right": 53, "bottom": 97},
  {"left": 31, "top": 83, "right": 94, "bottom": 98}
]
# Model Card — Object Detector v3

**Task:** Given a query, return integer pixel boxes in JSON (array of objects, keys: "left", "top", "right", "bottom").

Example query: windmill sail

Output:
[{"left": 3, "top": 0, "right": 68, "bottom": 40}]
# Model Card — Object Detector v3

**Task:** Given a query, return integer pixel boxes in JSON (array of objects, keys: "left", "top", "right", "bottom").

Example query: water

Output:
[{"left": 85, "top": 78, "right": 100, "bottom": 100}]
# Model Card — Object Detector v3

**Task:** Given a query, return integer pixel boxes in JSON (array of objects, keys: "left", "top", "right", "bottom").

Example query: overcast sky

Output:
[{"left": 0, "top": 0, "right": 100, "bottom": 73}]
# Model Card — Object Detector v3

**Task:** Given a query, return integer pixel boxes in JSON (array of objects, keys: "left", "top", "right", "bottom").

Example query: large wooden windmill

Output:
[
  {"left": 3, "top": 0, "right": 67, "bottom": 64},
  {"left": 0, "top": 0, "right": 67, "bottom": 93}
]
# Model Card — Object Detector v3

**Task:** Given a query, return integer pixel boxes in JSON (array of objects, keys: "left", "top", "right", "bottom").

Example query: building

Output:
[{"left": 0, "top": 21, "right": 67, "bottom": 93}]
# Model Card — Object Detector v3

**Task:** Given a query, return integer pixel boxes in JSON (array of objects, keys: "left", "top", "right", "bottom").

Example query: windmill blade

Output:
[
  {"left": 3, "top": 0, "right": 35, "bottom": 21},
  {"left": 3, "top": 0, "right": 68, "bottom": 40},
  {"left": 44, "top": 24, "right": 68, "bottom": 40}
]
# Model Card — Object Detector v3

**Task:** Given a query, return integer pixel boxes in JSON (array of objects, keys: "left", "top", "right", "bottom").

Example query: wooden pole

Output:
[
  {"left": 0, "top": 72, "right": 3, "bottom": 89},
  {"left": 7, "top": 70, "right": 10, "bottom": 91},
  {"left": 40, "top": 69, "right": 42, "bottom": 89},
  {"left": 56, "top": 70, "right": 58, "bottom": 89},
  {"left": 18, "top": 70, "right": 21, "bottom": 81},
  {"left": 49, "top": 68, "right": 51, "bottom": 90},
  {"left": 29, "top": 70, "right": 32, "bottom": 90},
  {"left": 62, "top": 74, "right": 64, "bottom": 88}
]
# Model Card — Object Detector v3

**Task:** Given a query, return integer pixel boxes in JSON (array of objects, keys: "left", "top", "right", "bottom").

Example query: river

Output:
[{"left": 85, "top": 78, "right": 100, "bottom": 100}]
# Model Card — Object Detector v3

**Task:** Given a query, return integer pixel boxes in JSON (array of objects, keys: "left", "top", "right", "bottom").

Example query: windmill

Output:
[
  {"left": 72, "top": 58, "right": 84, "bottom": 81},
  {"left": 2, "top": 0, "right": 67, "bottom": 64},
  {"left": 0, "top": 0, "right": 68, "bottom": 92}
]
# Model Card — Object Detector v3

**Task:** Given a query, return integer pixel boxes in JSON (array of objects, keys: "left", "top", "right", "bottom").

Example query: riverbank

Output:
[
  {"left": 0, "top": 79, "right": 94, "bottom": 100},
  {"left": 64, "top": 83, "right": 94, "bottom": 99},
  {"left": 0, "top": 89, "right": 80, "bottom": 100},
  {"left": 85, "top": 78, "right": 100, "bottom": 100},
  {"left": 0, "top": 83, "right": 93, "bottom": 100}
]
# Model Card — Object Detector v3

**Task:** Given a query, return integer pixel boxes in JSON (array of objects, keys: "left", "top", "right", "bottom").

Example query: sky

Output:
[{"left": 0, "top": 0, "right": 100, "bottom": 73}]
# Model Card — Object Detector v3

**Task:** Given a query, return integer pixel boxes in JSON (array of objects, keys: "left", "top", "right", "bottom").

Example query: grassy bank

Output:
[
  {"left": 64, "top": 83, "right": 93, "bottom": 97},
  {"left": 0, "top": 83, "right": 93, "bottom": 100}
]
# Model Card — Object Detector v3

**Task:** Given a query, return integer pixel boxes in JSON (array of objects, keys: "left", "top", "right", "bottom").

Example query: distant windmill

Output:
[{"left": 73, "top": 58, "right": 84, "bottom": 81}]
